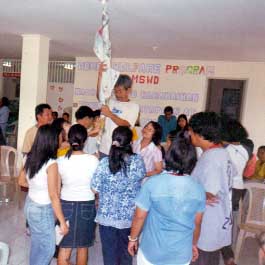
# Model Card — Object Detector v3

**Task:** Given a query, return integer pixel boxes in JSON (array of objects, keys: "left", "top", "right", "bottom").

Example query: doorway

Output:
[{"left": 206, "top": 79, "right": 245, "bottom": 120}]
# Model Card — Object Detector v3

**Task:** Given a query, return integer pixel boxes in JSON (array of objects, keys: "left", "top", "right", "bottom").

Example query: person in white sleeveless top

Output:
[
  {"left": 18, "top": 125, "right": 69, "bottom": 265},
  {"left": 57, "top": 124, "right": 99, "bottom": 265}
]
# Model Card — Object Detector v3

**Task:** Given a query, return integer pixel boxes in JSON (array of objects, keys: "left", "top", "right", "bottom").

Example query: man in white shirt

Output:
[{"left": 97, "top": 64, "right": 139, "bottom": 157}]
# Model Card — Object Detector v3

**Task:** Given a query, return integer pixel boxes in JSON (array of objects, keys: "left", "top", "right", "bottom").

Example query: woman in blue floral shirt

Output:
[{"left": 91, "top": 126, "right": 146, "bottom": 265}]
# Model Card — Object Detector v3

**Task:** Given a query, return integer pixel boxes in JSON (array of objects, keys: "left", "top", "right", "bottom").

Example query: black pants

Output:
[
  {"left": 190, "top": 248, "right": 220, "bottom": 265},
  {"left": 99, "top": 225, "right": 132, "bottom": 265}
]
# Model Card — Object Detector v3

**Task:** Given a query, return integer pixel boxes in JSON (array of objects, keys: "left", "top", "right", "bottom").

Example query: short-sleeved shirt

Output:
[
  {"left": 136, "top": 172, "right": 205, "bottom": 265},
  {"left": 133, "top": 140, "right": 162, "bottom": 173},
  {"left": 22, "top": 125, "right": 38, "bottom": 154},
  {"left": 57, "top": 154, "right": 99, "bottom": 201},
  {"left": 191, "top": 147, "right": 236, "bottom": 251},
  {"left": 158, "top": 115, "right": 177, "bottom": 142},
  {"left": 91, "top": 154, "right": 146, "bottom": 229},
  {"left": 226, "top": 144, "right": 248, "bottom": 189},
  {"left": 252, "top": 160, "right": 265, "bottom": 180},
  {"left": 99, "top": 98, "right": 139, "bottom": 155},
  {"left": 0, "top": 106, "right": 10, "bottom": 134}
]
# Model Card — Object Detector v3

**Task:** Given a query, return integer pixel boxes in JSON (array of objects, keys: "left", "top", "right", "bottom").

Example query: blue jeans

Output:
[
  {"left": 99, "top": 225, "right": 132, "bottom": 265},
  {"left": 24, "top": 196, "right": 55, "bottom": 265}
]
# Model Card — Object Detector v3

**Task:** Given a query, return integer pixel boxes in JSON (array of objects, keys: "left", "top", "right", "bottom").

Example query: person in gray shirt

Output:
[{"left": 189, "top": 112, "right": 236, "bottom": 265}]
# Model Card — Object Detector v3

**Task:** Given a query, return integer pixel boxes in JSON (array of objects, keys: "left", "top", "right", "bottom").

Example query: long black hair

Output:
[
  {"left": 24, "top": 125, "right": 58, "bottom": 179},
  {"left": 165, "top": 131, "right": 197, "bottom": 175},
  {"left": 66, "top": 124, "right": 87, "bottom": 158},
  {"left": 109, "top": 126, "right": 134, "bottom": 174}
]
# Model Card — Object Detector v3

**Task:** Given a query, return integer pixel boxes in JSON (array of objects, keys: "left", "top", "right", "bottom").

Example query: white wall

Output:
[{"left": 74, "top": 57, "right": 265, "bottom": 150}]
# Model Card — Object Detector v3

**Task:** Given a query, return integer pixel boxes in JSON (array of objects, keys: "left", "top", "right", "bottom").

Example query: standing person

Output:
[
  {"left": 18, "top": 125, "right": 69, "bottom": 265},
  {"left": 22, "top": 103, "right": 53, "bottom": 154},
  {"left": 158, "top": 106, "right": 177, "bottom": 142},
  {"left": 176, "top": 114, "right": 189, "bottom": 133},
  {"left": 62, "top": 112, "right": 70, "bottom": 123},
  {"left": 189, "top": 112, "right": 236, "bottom": 265},
  {"left": 128, "top": 131, "right": 206, "bottom": 265},
  {"left": 57, "top": 124, "right": 99, "bottom": 265},
  {"left": 0, "top": 96, "right": 10, "bottom": 140},
  {"left": 91, "top": 126, "right": 146, "bottom": 265},
  {"left": 75, "top": 105, "right": 101, "bottom": 156},
  {"left": 97, "top": 63, "right": 139, "bottom": 157},
  {"left": 220, "top": 117, "right": 249, "bottom": 265},
  {"left": 133, "top": 121, "right": 163, "bottom": 179}
]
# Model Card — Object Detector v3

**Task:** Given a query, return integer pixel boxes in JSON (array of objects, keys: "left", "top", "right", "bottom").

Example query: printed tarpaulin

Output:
[{"left": 94, "top": 0, "right": 119, "bottom": 104}]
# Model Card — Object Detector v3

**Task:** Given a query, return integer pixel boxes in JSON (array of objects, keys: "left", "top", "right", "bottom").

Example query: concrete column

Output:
[
  {"left": 0, "top": 59, "right": 4, "bottom": 98},
  {"left": 17, "top": 35, "right": 50, "bottom": 151}
]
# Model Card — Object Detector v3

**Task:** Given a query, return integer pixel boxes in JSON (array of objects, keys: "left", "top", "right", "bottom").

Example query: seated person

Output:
[{"left": 251, "top": 146, "right": 265, "bottom": 181}]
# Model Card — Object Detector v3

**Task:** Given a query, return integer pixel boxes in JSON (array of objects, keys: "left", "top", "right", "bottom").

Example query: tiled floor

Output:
[{"left": 0, "top": 198, "right": 259, "bottom": 265}]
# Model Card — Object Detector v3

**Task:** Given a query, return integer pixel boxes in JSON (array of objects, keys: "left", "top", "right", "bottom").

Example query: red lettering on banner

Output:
[{"left": 131, "top": 75, "right": 159, "bottom": 85}]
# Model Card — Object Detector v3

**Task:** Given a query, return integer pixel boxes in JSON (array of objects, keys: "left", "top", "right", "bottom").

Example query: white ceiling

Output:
[{"left": 1, "top": 0, "right": 265, "bottom": 61}]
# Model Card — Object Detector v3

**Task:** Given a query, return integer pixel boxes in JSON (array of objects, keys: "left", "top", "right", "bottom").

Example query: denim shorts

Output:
[{"left": 60, "top": 200, "right": 96, "bottom": 248}]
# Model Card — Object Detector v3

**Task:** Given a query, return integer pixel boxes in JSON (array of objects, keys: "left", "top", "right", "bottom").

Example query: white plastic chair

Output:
[
  {"left": 0, "top": 242, "right": 9, "bottom": 265},
  {"left": 234, "top": 182, "right": 265, "bottom": 263},
  {"left": 0, "top": 145, "right": 19, "bottom": 203}
]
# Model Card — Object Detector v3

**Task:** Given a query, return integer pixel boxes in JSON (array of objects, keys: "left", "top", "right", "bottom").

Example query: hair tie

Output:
[
  {"left": 112, "top": 140, "right": 120, "bottom": 147},
  {"left": 71, "top": 142, "right": 79, "bottom": 146}
]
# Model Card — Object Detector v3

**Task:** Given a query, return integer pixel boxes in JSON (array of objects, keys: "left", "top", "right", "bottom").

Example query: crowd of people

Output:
[{"left": 15, "top": 67, "right": 265, "bottom": 265}]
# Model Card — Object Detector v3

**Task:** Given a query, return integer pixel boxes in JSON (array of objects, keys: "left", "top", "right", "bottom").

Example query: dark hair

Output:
[
  {"left": 93, "top": 109, "right": 101, "bottom": 118},
  {"left": 167, "top": 129, "right": 178, "bottom": 143},
  {"left": 144, "top": 121, "right": 162, "bottom": 146},
  {"left": 35, "top": 103, "right": 51, "bottom": 120},
  {"left": 109, "top": 126, "right": 134, "bottom": 174},
  {"left": 221, "top": 115, "right": 248, "bottom": 142},
  {"left": 24, "top": 125, "right": 58, "bottom": 179},
  {"left": 258, "top": 146, "right": 265, "bottom": 152},
  {"left": 241, "top": 138, "right": 254, "bottom": 159},
  {"left": 63, "top": 112, "right": 70, "bottom": 118},
  {"left": 114, "top": 74, "right": 132, "bottom": 90},
  {"left": 75, "top": 106, "right": 94, "bottom": 120},
  {"left": 176, "top": 114, "right": 188, "bottom": 132},
  {"left": 164, "top": 106, "right": 173, "bottom": 114},
  {"left": 52, "top": 111, "right": 58, "bottom": 119},
  {"left": 165, "top": 131, "right": 197, "bottom": 174},
  {"left": 66, "top": 124, "right": 87, "bottom": 158},
  {"left": 51, "top": 118, "right": 66, "bottom": 138},
  {"left": 1, "top": 97, "right": 9, "bottom": 106},
  {"left": 189, "top": 112, "right": 222, "bottom": 144}
]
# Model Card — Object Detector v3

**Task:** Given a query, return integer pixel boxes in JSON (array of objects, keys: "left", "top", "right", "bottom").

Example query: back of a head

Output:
[
  {"left": 1, "top": 97, "right": 9, "bottom": 106},
  {"left": 165, "top": 131, "right": 197, "bottom": 175},
  {"left": 93, "top": 109, "right": 101, "bottom": 118},
  {"left": 221, "top": 115, "right": 248, "bottom": 142},
  {"left": 35, "top": 103, "right": 51, "bottom": 120},
  {"left": 51, "top": 118, "right": 65, "bottom": 135},
  {"left": 25, "top": 124, "right": 58, "bottom": 179},
  {"left": 241, "top": 138, "right": 254, "bottom": 159},
  {"left": 75, "top": 106, "right": 94, "bottom": 120},
  {"left": 109, "top": 126, "right": 133, "bottom": 174},
  {"left": 114, "top": 75, "right": 132, "bottom": 90},
  {"left": 189, "top": 111, "right": 222, "bottom": 144},
  {"left": 66, "top": 124, "right": 88, "bottom": 158}
]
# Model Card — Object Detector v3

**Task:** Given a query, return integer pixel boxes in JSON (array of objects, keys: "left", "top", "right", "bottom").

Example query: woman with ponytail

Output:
[
  {"left": 57, "top": 124, "right": 99, "bottom": 265},
  {"left": 91, "top": 126, "right": 146, "bottom": 265}
]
